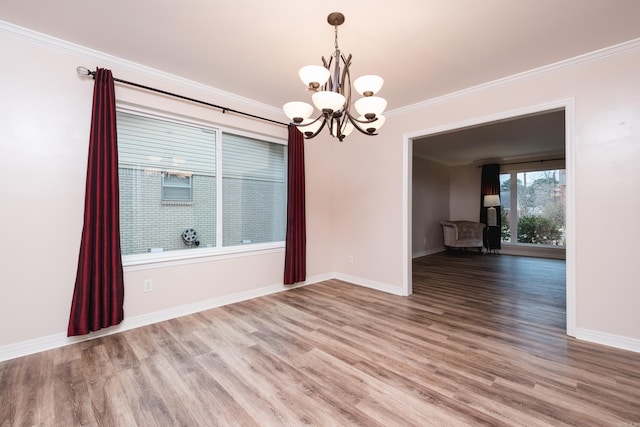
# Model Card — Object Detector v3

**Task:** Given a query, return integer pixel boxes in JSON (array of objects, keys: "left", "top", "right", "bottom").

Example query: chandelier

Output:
[{"left": 283, "top": 12, "right": 387, "bottom": 141}]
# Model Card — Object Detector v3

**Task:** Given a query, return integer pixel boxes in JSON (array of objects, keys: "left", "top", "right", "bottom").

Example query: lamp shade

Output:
[
  {"left": 354, "top": 96, "right": 387, "bottom": 119},
  {"left": 299, "top": 65, "right": 330, "bottom": 89},
  {"left": 354, "top": 75, "right": 384, "bottom": 96},
  {"left": 312, "top": 91, "right": 346, "bottom": 113},
  {"left": 298, "top": 117, "right": 324, "bottom": 136},
  {"left": 483, "top": 194, "right": 500, "bottom": 207},
  {"left": 331, "top": 119, "right": 354, "bottom": 138},
  {"left": 283, "top": 101, "right": 314, "bottom": 123},
  {"left": 358, "top": 114, "right": 385, "bottom": 133}
]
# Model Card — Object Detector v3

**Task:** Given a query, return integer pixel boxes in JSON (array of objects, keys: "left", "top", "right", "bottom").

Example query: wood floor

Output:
[{"left": 2, "top": 252, "right": 639, "bottom": 426}]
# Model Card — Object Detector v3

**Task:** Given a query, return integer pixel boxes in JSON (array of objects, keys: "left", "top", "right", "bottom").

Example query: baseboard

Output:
[
  {"left": 4, "top": 276, "right": 639, "bottom": 361},
  {"left": 412, "top": 247, "right": 446, "bottom": 259},
  {"left": 576, "top": 328, "right": 640, "bottom": 353},
  {"left": 0, "top": 273, "right": 331, "bottom": 362},
  {"left": 333, "top": 273, "right": 407, "bottom": 296}
]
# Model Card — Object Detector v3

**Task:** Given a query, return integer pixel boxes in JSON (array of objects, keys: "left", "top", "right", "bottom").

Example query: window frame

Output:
[
  {"left": 116, "top": 105, "right": 287, "bottom": 269},
  {"left": 499, "top": 159, "right": 566, "bottom": 248},
  {"left": 161, "top": 173, "right": 193, "bottom": 203}
]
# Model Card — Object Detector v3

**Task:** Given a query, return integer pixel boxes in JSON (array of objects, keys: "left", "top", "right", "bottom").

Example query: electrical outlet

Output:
[
  {"left": 348, "top": 255, "right": 354, "bottom": 263},
  {"left": 144, "top": 279, "right": 153, "bottom": 293}
]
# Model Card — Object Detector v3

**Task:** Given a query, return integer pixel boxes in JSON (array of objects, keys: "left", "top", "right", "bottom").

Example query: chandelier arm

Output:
[
  {"left": 341, "top": 53, "right": 352, "bottom": 104},
  {"left": 332, "top": 49, "right": 341, "bottom": 93},
  {"left": 299, "top": 114, "right": 324, "bottom": 126},
  {"left": 322, "top": 56, "right": 334, "bottom": 91},
  {"left": 341, "top": 54, "right": 352, "bottom": 78},
  {"left": 328, "top": 116, "right": 339, "bottom": 138},
  {"left": 346, "top": 113, "right": 379, "bottom": 136},
  {"left": 350, "top": 114, "right": 378, "bottom": 124},
  {"left": 307, "top": 117, "right": 328, "bottom": 139},
  {"left": 291, "top": 115, "right": 328, "bottom": 139},
  {"left": 334, "top": 115, "right": 347, "bottom": 141}
]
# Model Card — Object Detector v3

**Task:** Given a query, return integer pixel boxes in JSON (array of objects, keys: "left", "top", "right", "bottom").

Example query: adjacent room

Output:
[
  {"left": 412, "top": 109, "right": 566, "bottom": 259},
  {"left": 1, "top": 1, "right": 640, "bottom": 425}
]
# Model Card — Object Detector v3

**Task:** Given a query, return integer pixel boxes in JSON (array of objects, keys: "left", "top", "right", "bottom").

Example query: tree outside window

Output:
[{"left": 500, "top": 169, "right": 565, "bottom": 246}]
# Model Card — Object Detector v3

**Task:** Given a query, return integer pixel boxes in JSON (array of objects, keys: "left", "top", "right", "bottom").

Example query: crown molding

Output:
[
  {"left": 0, "top": 20, "right": 283, "bottom": 118},
  {"left": 387, "top": 37, "right": 640, "bottom": 118},
  {"left": 3, "top": 19, "right": 640, "bottom": 127}
]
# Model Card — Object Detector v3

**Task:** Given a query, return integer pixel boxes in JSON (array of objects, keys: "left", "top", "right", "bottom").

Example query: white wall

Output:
[
  {"left": 412, "top": 157, "right": 450, "bottom": 256},
  {"left": 390, "top": 43, "right": 640, "bottom": 347},
  {"left": 0, "top": 27, "right": 335, "bottom": 356},
  {"left": 449, "top": 164, "right": 481, "bottom": 221}
]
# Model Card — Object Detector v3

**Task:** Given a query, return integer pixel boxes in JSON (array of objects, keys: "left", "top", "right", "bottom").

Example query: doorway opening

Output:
[{"left": 402, "top": 99, "right": 575, "bottom": 336}]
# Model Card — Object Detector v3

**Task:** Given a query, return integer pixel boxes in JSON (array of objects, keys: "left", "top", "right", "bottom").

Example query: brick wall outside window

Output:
[
  {"left": 119, "top": 168, "right": 285, "bottom": 255},
  {"left": 119, "top": 168, "right": 215, "bottom": 255}
]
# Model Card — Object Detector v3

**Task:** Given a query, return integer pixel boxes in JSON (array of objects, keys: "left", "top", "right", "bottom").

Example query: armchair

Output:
[{"left": 441, "top": 220, "right": 485, "bottom": 252}]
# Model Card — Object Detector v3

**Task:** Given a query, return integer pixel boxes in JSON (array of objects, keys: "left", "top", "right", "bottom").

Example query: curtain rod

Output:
[
  {"left": 478, "top": 157, "right": 565, "bottom": 167},
  {"left": 76, "top": 66, "right": 288, "bottom": 127}
]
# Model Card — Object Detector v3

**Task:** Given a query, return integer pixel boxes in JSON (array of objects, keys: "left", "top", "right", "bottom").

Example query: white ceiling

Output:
[
  {"left": 2, "top": 1, "right": 639, "bottom": 162},
  {"left": 2, "top": 0, "right": 640, "bottom": 111},
  {"left": 413, "top": 109, "right": 566, "bottom": 166}
]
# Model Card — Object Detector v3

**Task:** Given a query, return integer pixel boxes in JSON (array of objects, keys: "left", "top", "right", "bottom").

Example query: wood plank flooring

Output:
[{"left": 2, "top": 252, "right": 640, "bottom": 426}]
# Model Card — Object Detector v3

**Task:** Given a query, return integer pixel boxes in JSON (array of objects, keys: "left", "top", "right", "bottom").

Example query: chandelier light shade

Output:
[
  {"left": 283, "top": 101, "right": 314, "bottom": 123},
  {"left": 354, "top": 96, "right": 388, "bottom": 119},
  {"left": 312, "top": 91, "right": 346, "bottom": 113},
  {"left": 283, "top": 12, "right": 387, "bottom": 141},
  {"left": 353, "top": 75, "right": 384, "bottom": 97},
  {"left": 299, "top": 117, "right": 324, "bottom": 134},
  {"left": 299, "top": 65, "right": 331, "bottom": 90},
  {"left": 359, "top": 114, "right": 385, "bottom": 133}
]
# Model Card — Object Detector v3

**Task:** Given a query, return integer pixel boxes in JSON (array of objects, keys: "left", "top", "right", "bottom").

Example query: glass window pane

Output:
[
  {"left": 117, "top": 111, "right": 216, "bottom": 255},
  {"left": 516, "top": 169, "right": 565, "bottom": 246},
  {"left": 499, "top": 173, "right": 511, "bottom": 242},
  {"left": 162, "top": 174, "right": 192, "bottom": 201},
  {"left": 221, "top": 133, "right": 287, "bottom": 246}
]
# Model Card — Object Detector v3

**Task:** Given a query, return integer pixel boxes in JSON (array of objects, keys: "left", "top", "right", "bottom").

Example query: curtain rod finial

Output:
[{"left": 76, "top": 66, "right": 92, "bottom": 76}]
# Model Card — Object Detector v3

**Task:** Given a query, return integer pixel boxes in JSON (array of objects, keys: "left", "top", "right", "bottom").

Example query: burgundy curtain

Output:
[
  {"left": 68, "top": 68, "right": 125, "bottom": 336},
  {"left": 480, "top": 163, "right": 501, "bottom": 248},
  {"left": 284, "top": 125, "right": 306, "bottom": 284}
]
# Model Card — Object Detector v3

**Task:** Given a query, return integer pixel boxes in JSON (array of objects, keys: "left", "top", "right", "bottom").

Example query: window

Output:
[
  {"left": 221, "top": 133, "right": 287, "bottom": 247},
  {"left": 161, "top": 173, "right": 192, "bottom": 202},
  {"left": 117, "top": 110, "right": 286, "bottom": 258},
  {"left": 500, "top": 167, "right": 566, "bottom": 246}
]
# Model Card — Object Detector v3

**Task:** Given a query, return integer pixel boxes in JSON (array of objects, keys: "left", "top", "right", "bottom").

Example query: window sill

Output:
[
  {"left": 161, "top": 200, "right": 193, "bottom": 206},
  {"left": 498, "top": 242, "right": 565, "bottom": 260},
  {"left": 122, "top": 241, "right": 285, "bottom": 271}
]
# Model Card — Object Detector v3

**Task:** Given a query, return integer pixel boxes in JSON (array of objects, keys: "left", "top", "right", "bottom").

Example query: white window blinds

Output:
[
  {"left": 221, "top": 133, "right": 286, "bottom": 182},
  {"left": 117, "top": 111, "right": 216, "bottom": 176}
]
